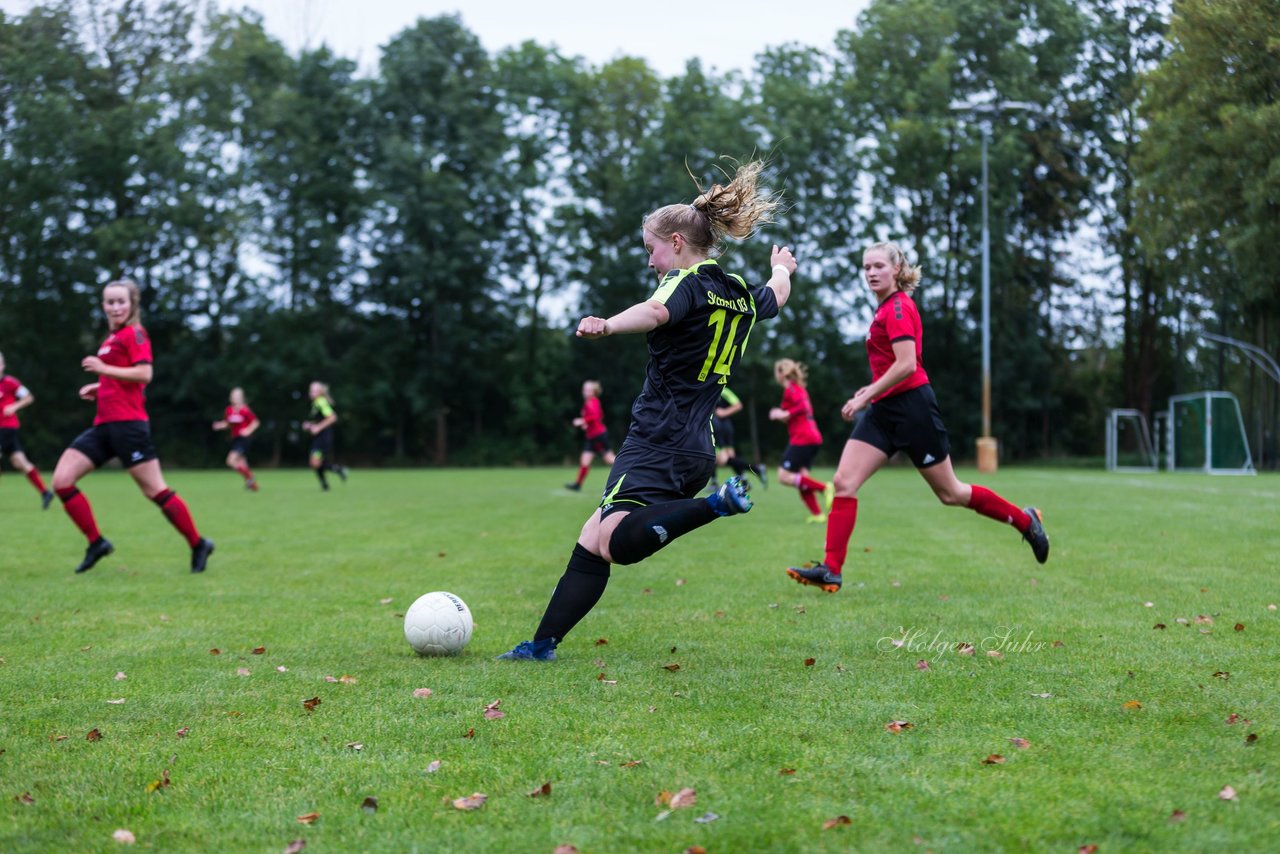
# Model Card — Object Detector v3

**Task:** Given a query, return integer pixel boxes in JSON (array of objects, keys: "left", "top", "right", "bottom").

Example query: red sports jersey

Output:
[
  {"left": 94, "top": 324, "right": 153, "bottom": 424},
  {"left": 0, "top": 374, "right": 29, "bottom": 429},
  {"left": 224, "top": 404, "right": 258, "bottom": 438},
  {"left": 866, "top": 291, "right": 930, "bottom": 402},
  {"left": 780, "top": 382, "right": 822, "bottom": 445},
  {"left": 580, "top": 396, "right": 606, "bottom": 439}
]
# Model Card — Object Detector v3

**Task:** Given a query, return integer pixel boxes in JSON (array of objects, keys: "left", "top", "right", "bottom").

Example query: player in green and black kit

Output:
[
  {"left": 499, "top": 159, "right": 796, "bottom": 661},
  {"left": 303, "top": 381, "right": 348, "bottom": 491},
  {"left": 707, "top": 385, "right": 767, "bottom": 491}
]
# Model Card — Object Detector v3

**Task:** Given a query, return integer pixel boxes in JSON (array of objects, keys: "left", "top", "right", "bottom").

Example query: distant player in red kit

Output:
[
  {"left": 212, "top": 387, "right": 259, "bottom": 490},
  {"left": 51, "top": 279, "right": 215, "bottom": 574},
  {"left": 566, "top": 380, "right": 615, "bottom": 492},
  {"left": 769, "top": 358, "right": 830, "bottom": 522},
  {"left": 786, "top": 242, "right": 1047, "bottom": 593},
  {"left": 0, "top": 351, "right": 55, "bottom": 509}
]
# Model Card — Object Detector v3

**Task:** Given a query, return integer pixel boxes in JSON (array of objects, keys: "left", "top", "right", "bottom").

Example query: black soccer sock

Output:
[
  {"left": 607, "top": 498, "right": 719, "bottom": 566},
  {"left": 533, "top": 543, "right": 611, "bottom": 643},
  {"left": 315, "top": 467, "right": 328, "bottom": 488},
  {"left": 727, "top": 456, "right": 750, "bottom": 476}
]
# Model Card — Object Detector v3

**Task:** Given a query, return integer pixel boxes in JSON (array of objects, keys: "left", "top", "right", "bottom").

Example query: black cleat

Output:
[
  {"left": 786, "top": 561, "right": 842, "bottom": 593},
  {"left": 1022, "top": 507, "right": 1049, "bottom": 564},
  {"left": 564, "top": 482, "right": 582, "bottom": 492},
  {"left": 75, "top": 537, "right": 114, "bottom": 574},
  {"left": 750, "top": 463, "right": 768, "bottom": 489},
  {"left": 191, "top": 538, "right": 215, "bottom": 573},
  {"left": 42, "top": 489, "right": 55, "bottom": 510},
  {"left": 334, "top": 465, "right": 349, "bottom": 483}
]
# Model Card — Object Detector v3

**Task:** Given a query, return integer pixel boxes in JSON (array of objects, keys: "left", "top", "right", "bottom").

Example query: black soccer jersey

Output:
[{"left": 624, "top": 259, "right": 779, "bottom": 458}]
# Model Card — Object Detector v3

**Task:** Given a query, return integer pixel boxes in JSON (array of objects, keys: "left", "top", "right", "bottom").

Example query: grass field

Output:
[{"left": 2, "top": 465, "right": 1278, "bottom": 852}]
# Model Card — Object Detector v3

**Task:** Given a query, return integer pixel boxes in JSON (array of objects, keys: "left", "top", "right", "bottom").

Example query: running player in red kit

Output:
[
  {"left": 769, "top": 358, "right": 830, "bottom": 522},
  {"left": 51, "top": 280, "right": 215, "bottom": 574},
  {"left": 0, "top": 351, "right": 55, "bottom": 509},
  {"left": 566, "top": 380, "right": 615, "bottom": 492},
  {"left": 498, "top": 158, "right": 795, "bottom": 661},
  {"left": 212, "top": 387, "right": 259, "bottom": 490},
  {"left": 786, "top": 242, "right": 1047, "bottom": 593}
]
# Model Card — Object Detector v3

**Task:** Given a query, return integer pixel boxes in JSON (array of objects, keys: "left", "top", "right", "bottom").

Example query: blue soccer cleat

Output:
[
  {"left": 495, "top": 637, "right": 558, "bottom": 661},
  {"left": 707, "top": 475, "right": 753, "bottom": 517}
]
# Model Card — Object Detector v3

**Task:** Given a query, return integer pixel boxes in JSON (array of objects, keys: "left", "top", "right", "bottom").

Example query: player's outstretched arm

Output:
[
  {"left": 577, "top": 300, "right": 669, "bottom": 339},
  {"left": 768, "top": 244, "right": 796, "bottom": 308}
]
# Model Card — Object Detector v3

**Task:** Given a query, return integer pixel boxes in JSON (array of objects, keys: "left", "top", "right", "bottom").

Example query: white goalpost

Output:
[
  {"left": 1105, "top": 408, "right": 1157, "bottom": 472},
  {"left": 1166, "top": 391, "right": 1255, "bottom": 475}
]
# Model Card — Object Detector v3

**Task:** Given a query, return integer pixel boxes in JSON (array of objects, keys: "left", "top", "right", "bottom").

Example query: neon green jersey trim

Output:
[
  {"left": 720, "top": 387, "right": 741, "bottom": 407},
  {"left": 313, "top": 396, "right": 334, "bottom": 418}
]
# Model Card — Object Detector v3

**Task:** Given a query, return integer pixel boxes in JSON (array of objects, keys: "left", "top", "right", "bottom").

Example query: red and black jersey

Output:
[
  {"left": 580, "top": 397, "right": 606, "bottom": 439},
  {"left": 0, "top": 375, "right": 30, "bottom": 429},
  {"left": 867, "top": 291, "right": 929, "bottom": 402},
  {"left": 224, "top": 404, "right": 258, "bottom": 438},
  {"left": 779, "top": 381, "right": 822, "bottom": 445},
  {"left": 94, "top": 324, "right": 153, "bottom": 424}
]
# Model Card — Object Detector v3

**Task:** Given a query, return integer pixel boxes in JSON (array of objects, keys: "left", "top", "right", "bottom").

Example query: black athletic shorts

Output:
[
  {"left": 598, "top": 440, "right": 716, "bottom": 518},
  {"left": 850, "top": 383, "right": 950, "bottom": 468},
  {"left": 583, "top": 430, "right": 612, "bottom": 456},
  {"left": 781, "top": 442, "right": 821, "bottom": 472},
  {"left": 712, "top": 416, "right": 735, "bottom": 451},
  {"left": 0, "top": 428, "right": 23, "bottom": 456},
  {"left": 69, "top": 421, "right": 157, "bottom": 469},
  {"left": 310, "top": 428, "right": 333, "bottom": 457},
  {"left": 230, "top": 435, "right": 252, "bottom": 456}
]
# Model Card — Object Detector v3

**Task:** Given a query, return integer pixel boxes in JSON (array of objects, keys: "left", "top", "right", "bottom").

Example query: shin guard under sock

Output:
[
  {"left": 534, "top": 543, "right": 611, "bottom": 643},
  {"left": 607, "top": 499, "right": 719, "bottom": 566}
]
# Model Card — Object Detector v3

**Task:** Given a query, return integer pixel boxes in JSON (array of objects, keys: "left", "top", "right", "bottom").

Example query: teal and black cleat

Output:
[
  {"left": 495, "top": 637, "right": 558, "bottom": 661},
  {"left": 1022, "top": 507, "right": 1049, "bottom": 564},
  {"left": 191, "top": 538, "right": 216, "bottom": 573},
  {"left": 707, "top": 475, "right": 752, "bottom": 517},
  {"left": 786, "top": 561, "right": 842, "bottom": 593}
]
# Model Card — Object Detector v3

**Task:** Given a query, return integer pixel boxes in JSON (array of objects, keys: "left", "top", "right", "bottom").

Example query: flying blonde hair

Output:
[
  {"left": 774, "top": 358, "right": 809, "bottom": 388},
  {"left": 643, "top": 159, "right": 782, "bottom": 256}
]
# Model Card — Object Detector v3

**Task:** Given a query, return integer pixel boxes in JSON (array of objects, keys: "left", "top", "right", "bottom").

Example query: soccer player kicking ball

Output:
[
  {"left": 498, "top": 160, "right": 795, "bottom": 661},
  {"left": 786, "top": 242, "right": 1047, "bottom": 594}
]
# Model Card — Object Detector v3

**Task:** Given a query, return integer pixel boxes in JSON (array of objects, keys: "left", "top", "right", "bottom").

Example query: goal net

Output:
[
  {"left": 1167, "top": 391, "right": 1255, "bottom": 475},
  {"left": 1105, "top": 408, "right": 1157, "bottom": 471}
]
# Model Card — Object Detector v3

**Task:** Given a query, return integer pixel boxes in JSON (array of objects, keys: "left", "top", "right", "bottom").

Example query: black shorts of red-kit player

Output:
[{"left": 533, "top": 543, "right": 611, "bottom": 644}]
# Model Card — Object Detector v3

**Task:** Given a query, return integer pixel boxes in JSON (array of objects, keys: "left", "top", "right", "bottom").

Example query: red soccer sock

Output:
[
  {"left": 575, "top": 465, "right": 590, "bottom": 486},
  {"left": 27, "top": 467, "right": 48, "bottom": 493},
  {"left": 57, "top": 487, "right": 102, "bottom": 543},
  {"left": 799, "top": 488, "right": 821, "bottom": 515},
  {"left": 153, "top": 489, "right": 202, "bottom": 548},
  {"left": 823, "top": 497, "right": 858, "bottom": 573},
  {"left": 967, "top": 485, "right": 1031, "bottom": 532},
  {"left": 235, "top": 463, "right": 255, "bottom": 482},
  {"left": 798, "top": 474, "right": 827, "bottom": 493}
]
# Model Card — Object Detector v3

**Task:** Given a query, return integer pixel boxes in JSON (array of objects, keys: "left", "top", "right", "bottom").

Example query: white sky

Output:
[{"left": 0, "top": 0, "right": 872, "bottom": 77}]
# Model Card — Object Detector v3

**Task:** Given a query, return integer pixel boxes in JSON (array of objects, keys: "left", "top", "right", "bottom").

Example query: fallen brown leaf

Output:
[
  {"left": 1218, "top": 785, "right": 1237, "bottom": 801},
  {"left": 804, "top": 658, "right": 816, "bottom": 667},
  {"left": 176, "top": 727, "right": 190, "bottom": 738},
  {"left": 361, "top": 796, "right": 378, "bottom": 813},
  {"left": 236, "top": 668, "right": 251, "bottom": 677},
  {"left": 86, "top": 728, "right": 102, "bottom": 742},
  {"left": 1168, "top": 809, "right": 1187, "bottom": 824},
  {"left": 1154, "top": 624, "right": 1167, "bottom": 630},
  {"left": 112, "top": 829, "right": 136, "bottom": 844},
  {"left": 595, "top": 638, "right": 608, "bottom": 646},
  {"left": 982, "top": 754, "right": 1006, "bottom": 764},
  {"left": 145, "top": 769, "right": 171, "bottom": 793},
  {"left": 1213, "top": 671, "right": 1231, "bottom": 680},
  {"left": 451, "top": 792, "right": 487, "bottom": 810},
  {"left": 302, "top": 697, "right": 321, "bottom": 712},
  {"left": 1245, "top": 733, "right": 1258, "bottom": 744},
  {"left": 1052, "top": 640, "right": 1064, "bottom": 647},
  {"left": 620, "top": 760, "right": 643, "bottom": 768},
  {"left": 1079, "top": 846, "right": 1098, "bottom": 854},
  {"left": 885, "top": 721, "right": 914, "bottom": 733},
  {"left": 662, "top": 663, "right": 681, "bottom": 672},
  {"left": 345, "top": 742, "right": 363, "bottom": 751},
  {"left": 209, "top": 648, "right": 220, "bottom": 655},
  {"left": 686, "top": 846, "right": 709, "bottom": 853},
  {"left": 252, "top": 647, "right": 266, "bottom": 655},
  {"left": 1010, "top": 738, "right": 1031, "bottom": 750},
  {"left": 956, "top": 642, "right": 976, "bottom": 656},
  {"left": 283, "top": 840, "right": 306, "bottom": 854},
  {"left": 1234, "top": 623, "right": 1245, "bottom": 632},
  {"left": 1123, "top": 700, "right": 1142, "bottom": 710},
  {"left": 483, "top": 699, "right": 505, "bottom": 720},
  {"left": 338, "top": 675, "right": 357, "bottom": 684},
  {"left": 463, "top": 727, "right": 475, "bottom": 739},
  {"left": 1225, "top": 714, "right": 1249, "bottom": 725},
  {"left": 16, "top": 792, "right": 34, "bottom": 805},
  {"left": 655, "top": 790, "right": 672, "bottom": 806},
  {"left": 779, "top": 768, "right": 797, "bottom": 776},
  {"left": 114, "top": 671, "right": 127, "bottom": 681},
  {"left": 296, "top": 812, "right": 320, "bottom": 824},
  {"left": 675, "top": 579, "right": 686, "bottom": 586},
  {"left": 412, "top": 688, "right": 433, "bottom": 699},
  {"left": 528, "top": 782, "right": 552, "bottom": 798},
  {"left": 669, "top": 787, "right": 696, "bottom": 809},
  {"left": 1195, "top": 615, "right": 1214, "bottom": 625},
  {"left": 822, "top": 815, "right": 852, "bottom": 830},
  {"left": 915, "top": 660, "right": 931, "bottom": 671},
  {"left": 553, "top": 847, "right": 579, "bottom": 854}
]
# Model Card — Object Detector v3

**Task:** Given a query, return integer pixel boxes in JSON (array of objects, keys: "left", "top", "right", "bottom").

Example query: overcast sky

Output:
[{"left": 1, "top": 0, "right": 872, "bottom": 77}]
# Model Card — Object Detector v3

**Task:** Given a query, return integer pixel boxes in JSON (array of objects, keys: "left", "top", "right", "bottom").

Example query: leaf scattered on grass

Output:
[
  {"left": 86, "top": 728, "right": 102, "bottom": 742},
  {"left": 114, "top": 672, "right": 127, "bottom": 681},
  {"left": 1225, "top": 714, "right": 1250, "bottom": 725},
  {"left": 16, "top": 792, "right": 34, "bottom": 805},
  {"left": 302, "top": 697, "right": 321, "bottom": 712},
  {"left": 345, "top": 742, "right": 363, "bottom": 751},
  {"left": 1031, "top": 692, "right": 1053, "bottom": 699},
  {"left": 987, "top": 651, "right": 1004, "bottom": 659},
  {"left": 684, "top": 847, "right": 708, "bottom": 854},
  {"left": 451, "top": 792, "right": 487, "bottom": 810},
  {"left": 107, "top": 698, "right": 126, "bottom": 705},
  {"left": 595, "top": 638, "right": 608, "bottom": 646},
  {"left": 276, "top": 666, "right": 289, "bottom": 673},
  {"left": 1143, "top": 601, "right": 1155, "bottom": 608},
  {"left": 670, "top": 788, "right": 696, "bottom": 809},
  {"left": 283, "top": 840, "right": 306, "bottom": 854},
  {"left": 885, "top": 721, "right": 913, "bottom": 733},
  {"left": 112, "top": 829, "right": 136, "bottom": 844},
  {"left": 822, "top": 815, "right": 852, "bottom": 830},
  {"left": 804, "top": 658, "right": 816, "bottom": 667},
  {"left": 915, "top": 660, "right": 931, "bottom": 671},
  {"left": 662, "top": 663, "right": 681, "bottom": 672},
  {"left": 597, "top": 674, "right": 618, "bottom": 685},
  {"left": 379, "top": 597, "right": 393, "bottom": 605},
  {"left": 528, "top": 782, "right": 552, "bottom": 798},
  {"left": 1195, "top": 615, "right": 1214, "bottom": 625},
  {"left": 1218, "top": 785, "right": 1237, "bottom": 801},
  {"left": 252, "top": 647, "right": 266, "bottom": 655},
  {"left": 694, "top": 812, "right": 719, "bottom": 823},
  {"left": 620, "top": 760, "right": 643, "bottom": 768},
  {"left": 675, "top": 579, "right": 686, "bottom": 586},
  {"left": 1079, "top": 846, "right": 1098, "bottom": 854},
  {"left": 982, "top": 754, "right": 1006, "bottom": 765},
  {"left": 1009, "top": 738, "right": 1031, "bottom": 750},
  {"left": 145, "top": 769, "right": 170, "bottom": 793},
  {"left": 360, "top": 796, "right": 378, "bottom": 813},
  {"left": 296, "top": 812, "right": 320, "bottom": 824},
  {"left": 237, "top": 668, "right": 251, "bottom": 677},
  {"left": 1245, "top": 733, "right": 1258, "bottom": 744},
  {"left": 1123, "top": 700, "right": 1142, "bottom": 710},
  {"left": 1154, "top": 624, "right": 1167, "bottom": 630},
  {"left": 1213, "top": 671, "right": 1230, "bottom": 680},
  {"left": 209, "top": 648, "right": 220, "bottom": 655},
  {"left": 176, "top": 727, "right": 189, "bottom": 738},
  {"left": 412, "top": 688, "right": 433, "bottom": 699},
  {"left": 553, "top": 846, "right": 579, "bottom": 854},
  {"left": 483, "top": 700, "right": 505, "bottom": 720},
  {"left": 425, "top": 760, "right": 442, "bottom": 774},
  {"left": 463, "top": 728, "right": 475, "bottom": 739},
  {"left": 1169, "top": 809, "right": 1187, "bottom": 824},
  {"left": 956, "top": 643, "right": 975, "bottom": 656},
  {"left": 779, "top": 768, "right": 796, "bottom": 776}
]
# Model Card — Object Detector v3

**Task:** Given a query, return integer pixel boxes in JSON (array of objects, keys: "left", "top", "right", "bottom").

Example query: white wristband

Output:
[{"left": 772, "top": 264, "right": 791, "bottom": 277}]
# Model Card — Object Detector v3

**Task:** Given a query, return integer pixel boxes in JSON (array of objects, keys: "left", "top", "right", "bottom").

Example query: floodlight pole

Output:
[{"left": 949, "top": 98, "right": 1040, "bottom": 472}]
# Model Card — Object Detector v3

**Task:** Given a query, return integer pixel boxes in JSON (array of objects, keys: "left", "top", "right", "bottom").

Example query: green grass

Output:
[{"left": 2, "top": 466, "right": 1278, "bottom": 852}]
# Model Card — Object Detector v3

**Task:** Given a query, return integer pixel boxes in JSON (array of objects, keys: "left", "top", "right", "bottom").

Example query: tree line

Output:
[{"left": 1, "top": 0, "right": 1276, "bottom": 469}]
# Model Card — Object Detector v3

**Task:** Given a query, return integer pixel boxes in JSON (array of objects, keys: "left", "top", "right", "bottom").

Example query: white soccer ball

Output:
[{"left": 404, "top": 591, "right": 473, "bottom": 656}]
